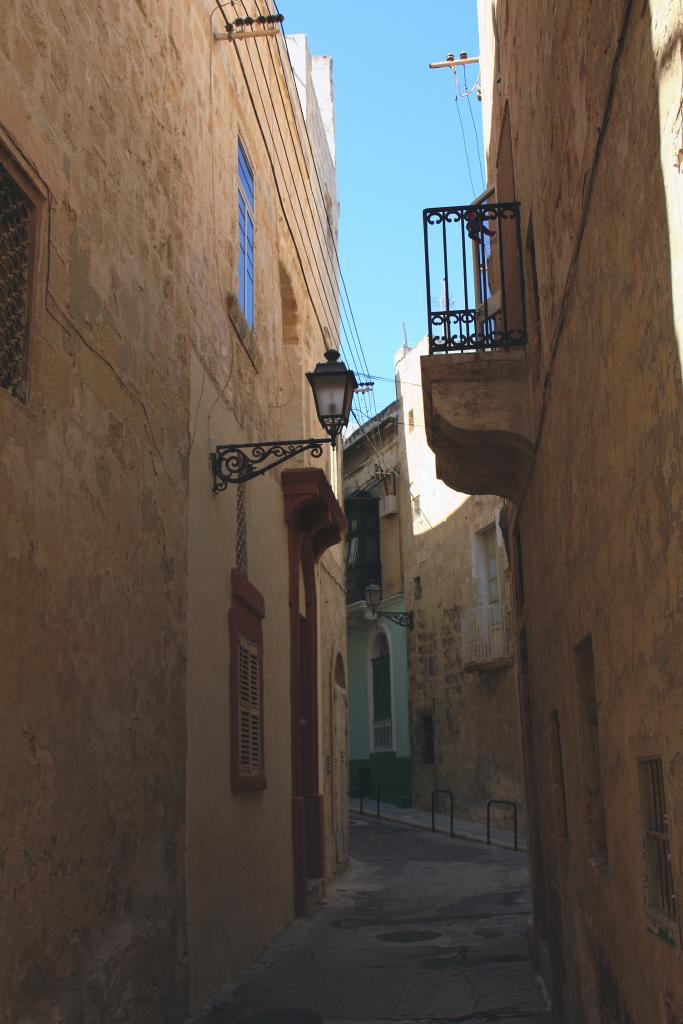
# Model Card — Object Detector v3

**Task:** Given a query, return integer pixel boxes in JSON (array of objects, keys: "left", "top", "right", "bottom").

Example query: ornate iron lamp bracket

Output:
[
  {"left": 378, "top": 610, "right": 417, "bottom": 626},
  {"left": 211, "top": 438, "right": 331, "bottom": 491},
  {"left": 378, "top": 610, "right": 414, "bottom": 630}
]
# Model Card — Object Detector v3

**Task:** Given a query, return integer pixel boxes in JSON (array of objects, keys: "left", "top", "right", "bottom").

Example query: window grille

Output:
[
  {"left": 638, "top": 757, "right": 678, "bottom": 926},
  {"left": 238, "top": 635, "right": 262, "bottom": 775},
  {"left": 0, "top": 162, "right": 33, "bottom": 395}
]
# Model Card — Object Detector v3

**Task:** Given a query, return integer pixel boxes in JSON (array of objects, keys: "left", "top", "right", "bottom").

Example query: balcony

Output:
[
  {"left": 423, "top": 194, "right": 526, "bottom": 355},
  {"left": 372, "top": 717, "right": 393, "bottom": 752},
  {"left": 421, "top": 193, "right": 534, "bottom": 502},
  {"left": 461, "top": 601, "right": 514, "bottom": 672}
]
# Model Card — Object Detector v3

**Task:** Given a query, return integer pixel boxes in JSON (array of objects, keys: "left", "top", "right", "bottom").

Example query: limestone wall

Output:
[
  {"left": 396, "top": 341, "right": 525, "bottom": 825},
  {"left": 0, "top": 2, "right": 345, "bottom": 1020},
  {"left": 478, "top": 0, "right": 683, "bottom": 1018}
]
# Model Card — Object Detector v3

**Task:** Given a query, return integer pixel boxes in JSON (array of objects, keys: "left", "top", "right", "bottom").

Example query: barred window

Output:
[
  {"left": 638, "top": 757, "right": 678, "bottom": 930},
  {"left": 0, "top": 162, "right": 34, "bottom": 396},
  {"left": 238, "top": 635, "right": 262, "bottom": 775}
]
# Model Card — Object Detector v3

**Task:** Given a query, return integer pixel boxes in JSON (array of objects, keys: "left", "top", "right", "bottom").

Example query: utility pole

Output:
[{"left": 428, "top": 51, "right": 480, "bottom": 71}]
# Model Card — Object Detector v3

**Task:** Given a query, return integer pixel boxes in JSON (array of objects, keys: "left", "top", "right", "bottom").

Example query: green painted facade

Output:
[{"left": 347, "top": 595, "right": 412, "bottom": 807}]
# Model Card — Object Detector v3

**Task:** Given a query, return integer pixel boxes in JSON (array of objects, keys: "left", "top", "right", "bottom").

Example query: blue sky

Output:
[{"left": 281, "top": 2, "right": 484, "bottom": 416}]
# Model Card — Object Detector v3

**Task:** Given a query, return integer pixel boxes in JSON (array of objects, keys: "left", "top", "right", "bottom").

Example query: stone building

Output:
[
  {"left": 395, "top": 340, "right": 525, "bottom": 826},
  {"left": 420, "top": 1, "right": 683, "bottom": 1021},
  {"left": 343, "top": 402, "right": 412, "bottom": 807},
  {"left": 0, "top": 4, "right": 348, "bottom": 1022}
]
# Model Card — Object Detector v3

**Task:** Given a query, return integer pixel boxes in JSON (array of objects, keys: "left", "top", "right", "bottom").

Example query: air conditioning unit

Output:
[{"left": 379, "top": 495, "right": 398, "bottom": 518}]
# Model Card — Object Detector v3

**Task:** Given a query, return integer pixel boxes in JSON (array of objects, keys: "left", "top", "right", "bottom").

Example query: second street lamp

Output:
[
  {"left": 211, "top": 350, "right": 357, "bottom": 490},
  {"left": 363, "top": 581, "right": 414, "bottom": 630}
]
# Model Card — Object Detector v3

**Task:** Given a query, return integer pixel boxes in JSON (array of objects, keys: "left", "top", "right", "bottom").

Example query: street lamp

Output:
[
  {"left": 211, "top": 350, "right": 356, "bottom": 490},
  {"left": 363, "top": 581, "right": 414, "bottom": 629}
]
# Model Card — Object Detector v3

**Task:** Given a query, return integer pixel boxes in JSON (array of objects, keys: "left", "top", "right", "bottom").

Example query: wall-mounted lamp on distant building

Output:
[
  {"left": 211, "top": 350, "right": 356, "bottom": 491},
  {"left": 364, "top": 581, "right": 414, "bottom": 629}
]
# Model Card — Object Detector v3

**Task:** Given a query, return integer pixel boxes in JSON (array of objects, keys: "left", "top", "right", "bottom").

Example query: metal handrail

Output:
[
  {"left": 431, "top": 789, "right": 454, "bottom": 837},
  {"left": 486, "top": 799, "right": 518, "bottom": 851},
  {"left": 359, "top": 778, "right": 381, "bottom": 818}
]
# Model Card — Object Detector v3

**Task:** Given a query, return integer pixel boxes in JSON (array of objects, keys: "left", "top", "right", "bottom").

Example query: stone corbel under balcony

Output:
[{"left": 421, "top": 350, "right": 534, "bottom": 503}]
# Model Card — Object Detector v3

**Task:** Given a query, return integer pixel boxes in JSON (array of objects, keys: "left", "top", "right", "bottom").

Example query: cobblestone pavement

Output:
[{"left": 189, "top": 815, "right": 553, "bottom": 1024}]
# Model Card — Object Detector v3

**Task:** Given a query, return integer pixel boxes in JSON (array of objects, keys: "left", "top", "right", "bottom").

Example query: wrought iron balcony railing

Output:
[
  {"left": 461, "top": 600, "right": 514, "bottom": 669},
  {"left": 423, "top": 195, "right": 527, "bottom": 355},
  {"left": 373, "top": 717, "right": 393, "bottom": 753}
]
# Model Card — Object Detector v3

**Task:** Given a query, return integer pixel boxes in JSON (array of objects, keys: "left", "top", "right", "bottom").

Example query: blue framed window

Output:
[{"left": 237, "top": 141, "right": 254, "bottom": 329}]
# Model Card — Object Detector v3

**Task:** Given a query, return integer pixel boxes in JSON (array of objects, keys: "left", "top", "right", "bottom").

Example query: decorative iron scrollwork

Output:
[
  {"left": 423, "top": 199, "right": 528, "bottom": 356},
  {"left": 211, "top": 438, "right": 330, "bottom": 490},
  {"left": 380, "top": 610, "right": 414, "bottom": 629}
]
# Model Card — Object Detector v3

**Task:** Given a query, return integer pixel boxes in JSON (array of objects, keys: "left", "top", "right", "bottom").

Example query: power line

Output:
[
  {"left": 245, "top": 0, "right": 376, "bottom": 422},
  {"left": 463, "top": 66, "right": 485, "bottom": 190},
  {"left": 216, "top": 2, "right": 379, "bottom": 431},
  {"left": 214, "top": 4, "right": 339, "bottom": 359},
  {"left": 453, "top": 68, "right": 476, "bottom": 196}
]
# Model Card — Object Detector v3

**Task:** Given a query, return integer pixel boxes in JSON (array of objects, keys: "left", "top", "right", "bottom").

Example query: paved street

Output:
[{"left": 191, "top": 816, "right": 552, "bottom": 1024}]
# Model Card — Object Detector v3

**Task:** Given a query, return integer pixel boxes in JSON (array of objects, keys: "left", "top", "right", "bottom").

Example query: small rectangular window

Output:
[
  {"left": 550, "top": 711, "right": 569, "bottom": 838},
  {"left": 414, "top": 576, "right": 422, "bottom": 600},
  {"left": 480, "top": 525, "right": 499, "bottom": 604},
  {"left": 411, "top": 494, "right": 421, "bottom": 517},
  {"left": 419, "top": 715, "right": 434, "bottom": 765},
  {"left": 575, "top": 635, "right": 608, "bottom": 868},
  {"left": 408, "top": 409, "right": 414, "bottom": 431},
  {"left": 237, "top": 141, "right": 254, "bottom": 329},
  {"left": 0, "top": 161, "right": 35, "bottom": 398},
  {"left": 638, "top": 757, "right": 678, "bottom": 929}
]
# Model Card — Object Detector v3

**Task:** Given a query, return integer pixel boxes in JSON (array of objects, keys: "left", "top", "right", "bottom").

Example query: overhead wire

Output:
[
  {"left": 453, "top": 66, "right": 477, "bottom": 196},
  {"left": 463, "top": 66, "right": 485, "bottom": 190},
  {"left": 214, "top": 1, "right": 341, "bottom": 364},
  {"left": 266, "top": 0, "right": 379, "bottom": 423},
  {"left": 244, "top": 0, "right": 376, "bottom": 424},
  {"left": 223, "top": 0, "right": 379, "bottom": 432},
  {"left": 215, "top": 1, "right": 382, "bottom": 438}
]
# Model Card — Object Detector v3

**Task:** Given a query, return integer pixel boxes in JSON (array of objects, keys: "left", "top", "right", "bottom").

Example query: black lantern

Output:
[
  {"left": 363, "top": 580, "right": 413, "bottom": 629},
  {"left": 211, "top": 350, "right": 357, "bottom": 490},
  {"left": 364, "top": 581, "right": 382, "bottom": 614},
  {"left": 306, "top": 349, "right": 356, "bottom": 447}
]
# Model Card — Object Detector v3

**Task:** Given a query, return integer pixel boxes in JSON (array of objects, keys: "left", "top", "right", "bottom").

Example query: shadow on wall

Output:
[{"left": 479, "top": 3, "right": 683, "bottom": 1024}]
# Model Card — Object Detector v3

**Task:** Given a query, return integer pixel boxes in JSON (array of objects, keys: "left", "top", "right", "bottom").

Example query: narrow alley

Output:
[{"left": 191, "top": 818, "right": 551, "bottom": 1024}]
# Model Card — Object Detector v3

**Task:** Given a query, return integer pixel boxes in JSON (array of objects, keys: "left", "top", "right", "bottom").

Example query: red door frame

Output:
[{"left": 282, "top": 469, "right": 346, "bottom": 915}]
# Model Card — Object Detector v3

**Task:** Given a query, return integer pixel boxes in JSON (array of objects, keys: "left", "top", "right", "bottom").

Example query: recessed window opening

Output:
[
  {"left": 638, "top": 757, "right": 678, "bottom": 929},
  {"left": 575, "top": 635, "right": 608, "bottom": 868},
  {"left": 550, "top": 711, "right": 569, "bottom": 838},
  {"left": 419, "top": 714, "right": 434, "bottom": 765},
  {"left": 345, "top": 494, "right": 380, "bottom": 603}
]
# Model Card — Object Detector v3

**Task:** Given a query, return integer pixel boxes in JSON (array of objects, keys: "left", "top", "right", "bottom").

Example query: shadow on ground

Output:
[{"left": 190, "top": 816, "right": 553, "bottom": 1024}]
